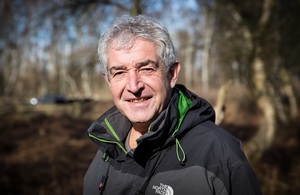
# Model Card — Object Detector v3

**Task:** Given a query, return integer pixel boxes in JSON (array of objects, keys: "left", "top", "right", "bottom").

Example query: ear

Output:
[{"left": 169, "top": 62, "right": 181, "bottom": 88}]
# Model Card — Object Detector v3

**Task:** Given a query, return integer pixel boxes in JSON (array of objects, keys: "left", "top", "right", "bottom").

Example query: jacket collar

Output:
[{"left": 87, "top": 84, "right": 215, "bottom": 164}]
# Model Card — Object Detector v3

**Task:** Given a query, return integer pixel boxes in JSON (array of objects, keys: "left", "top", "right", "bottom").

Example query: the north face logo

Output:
[{"left": 152, "top": 183, "right": 174, "bottom": 195}]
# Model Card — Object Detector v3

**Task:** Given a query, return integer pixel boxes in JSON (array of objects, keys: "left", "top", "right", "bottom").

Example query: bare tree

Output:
[
  {"left": 200, "top": 3, "right": 215, "bottom": 92},
  {"left": 215, "top": 0, "right": 300, "bottom": 158}
]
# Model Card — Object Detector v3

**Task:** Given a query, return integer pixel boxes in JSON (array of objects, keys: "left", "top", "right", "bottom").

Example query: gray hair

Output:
[{"left": 98, "top": 15, "right": 176, "bottom": 75}]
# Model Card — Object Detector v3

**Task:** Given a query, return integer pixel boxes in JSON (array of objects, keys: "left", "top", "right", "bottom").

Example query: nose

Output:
[{"left": 126, "top": 70, "right": 144, "bottom": 93}]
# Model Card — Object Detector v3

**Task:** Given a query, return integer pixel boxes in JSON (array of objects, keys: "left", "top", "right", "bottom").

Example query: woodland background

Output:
[{"left": 1, "top": 0, "right": 300, "bottom": 194}]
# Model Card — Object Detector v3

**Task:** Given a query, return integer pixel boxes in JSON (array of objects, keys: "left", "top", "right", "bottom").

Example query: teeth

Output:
[{"left": 131, "top": 98, "right": 145, "bottom": 103}]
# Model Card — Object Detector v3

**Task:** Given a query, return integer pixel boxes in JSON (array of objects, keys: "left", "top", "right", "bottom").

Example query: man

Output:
[{"left": 84, "top": 15, "right": 261, "bottom": 195}]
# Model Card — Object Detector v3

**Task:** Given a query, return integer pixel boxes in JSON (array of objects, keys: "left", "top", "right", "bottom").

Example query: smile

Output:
[{"left": 129, "top": 98, "right": 149, "bottom": 103}]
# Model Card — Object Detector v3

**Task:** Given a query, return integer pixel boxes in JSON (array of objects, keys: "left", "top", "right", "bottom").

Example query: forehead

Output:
[{"left": 107, "top": 39, "right": 158, "bottom": 67}]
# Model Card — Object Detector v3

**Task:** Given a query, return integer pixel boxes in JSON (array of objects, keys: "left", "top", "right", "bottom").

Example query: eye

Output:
[
  {"left": 139, "top": 67, "right": 155, "bottom": 74},
  {"left": 111, "top": 70, "right": 126, "bottom": 79}
]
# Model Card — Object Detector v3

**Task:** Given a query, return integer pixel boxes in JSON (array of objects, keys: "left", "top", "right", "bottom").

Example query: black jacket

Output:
[{"left": 84, "top": 84, "right": 261, "bottom": 195}]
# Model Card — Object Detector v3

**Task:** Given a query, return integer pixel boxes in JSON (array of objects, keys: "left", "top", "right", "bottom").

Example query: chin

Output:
[
  {"left": 129, "top": 117, "right": 150, "bottom": 124},
  {"left": 127, "top": 114, "right": 153, "bottom": 124}
]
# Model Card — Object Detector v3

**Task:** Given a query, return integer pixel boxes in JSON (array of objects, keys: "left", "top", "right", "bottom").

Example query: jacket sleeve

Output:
[{"left": 230, "top": 161, "right": 262, "bottom": 195}]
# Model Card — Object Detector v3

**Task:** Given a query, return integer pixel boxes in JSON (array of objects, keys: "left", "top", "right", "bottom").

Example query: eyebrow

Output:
[
  {"left": 109, "top": 65, "right": 127, "bottom": 74},
  {"left": 136, "top": 60, "right": 159, "bottom": 68},
  {"left": 109, "top": 59, "right": 159, "bottom": 74}
]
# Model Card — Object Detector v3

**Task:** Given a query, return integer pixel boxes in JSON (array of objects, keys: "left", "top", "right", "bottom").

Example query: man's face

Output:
[{"left": 105, "top": 39, "right": 180, "bottom": 127}]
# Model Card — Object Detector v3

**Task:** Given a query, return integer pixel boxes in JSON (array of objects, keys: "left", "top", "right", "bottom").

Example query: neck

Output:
[{"left": 128, "top": 123, "right": 149, "bottom": 149}]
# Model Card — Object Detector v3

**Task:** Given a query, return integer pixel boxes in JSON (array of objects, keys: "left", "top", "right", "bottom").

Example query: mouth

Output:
[{"left": 129, "top": 97, "right": 150, "bottom": 103}]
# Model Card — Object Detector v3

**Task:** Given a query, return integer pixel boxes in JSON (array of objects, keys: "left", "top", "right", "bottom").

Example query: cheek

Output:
[
  {"left": 109, "top": 83, "right": 123, "bottom": 98},
  {"left": 161, "top": 76, "right": 174, "bottom": 90},
  {"left": 153, "top": 78, "right": 172, "bottom": 99}
]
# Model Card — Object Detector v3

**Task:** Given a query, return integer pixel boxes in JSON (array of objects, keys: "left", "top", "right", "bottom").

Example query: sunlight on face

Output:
[{"left": 105, "top": 39, "right": 179, "bottom": 127}]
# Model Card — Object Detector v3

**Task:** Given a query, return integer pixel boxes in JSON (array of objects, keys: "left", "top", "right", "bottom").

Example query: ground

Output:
[{"left": 1, "top": 99, "right": 300, "bottom": 194}]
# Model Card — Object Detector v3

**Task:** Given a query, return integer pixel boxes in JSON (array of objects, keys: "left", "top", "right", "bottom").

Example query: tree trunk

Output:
[
  {"left": 245, "top": 56, "right": 276, "bottom": 159},
  {"left": 81, "top": 69, "right": 92, "bottom": 98},
  {"left": 280, "top": 68, "right": 298, "bottom": 118},
  {"left": 224, "top": 0, "right": 277, "bottom": 160},
  {"left": 184, "top": 44, "right": 194, "bottom": 88},
  {"left": 4, "top": 48, "right": 20, "bottom": 96},
  {"left": 201, "top": 8, "right": 214, "bottom": 92},
  {"left": 215, "top": 80, "right": 232, "bottom": 125}
]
